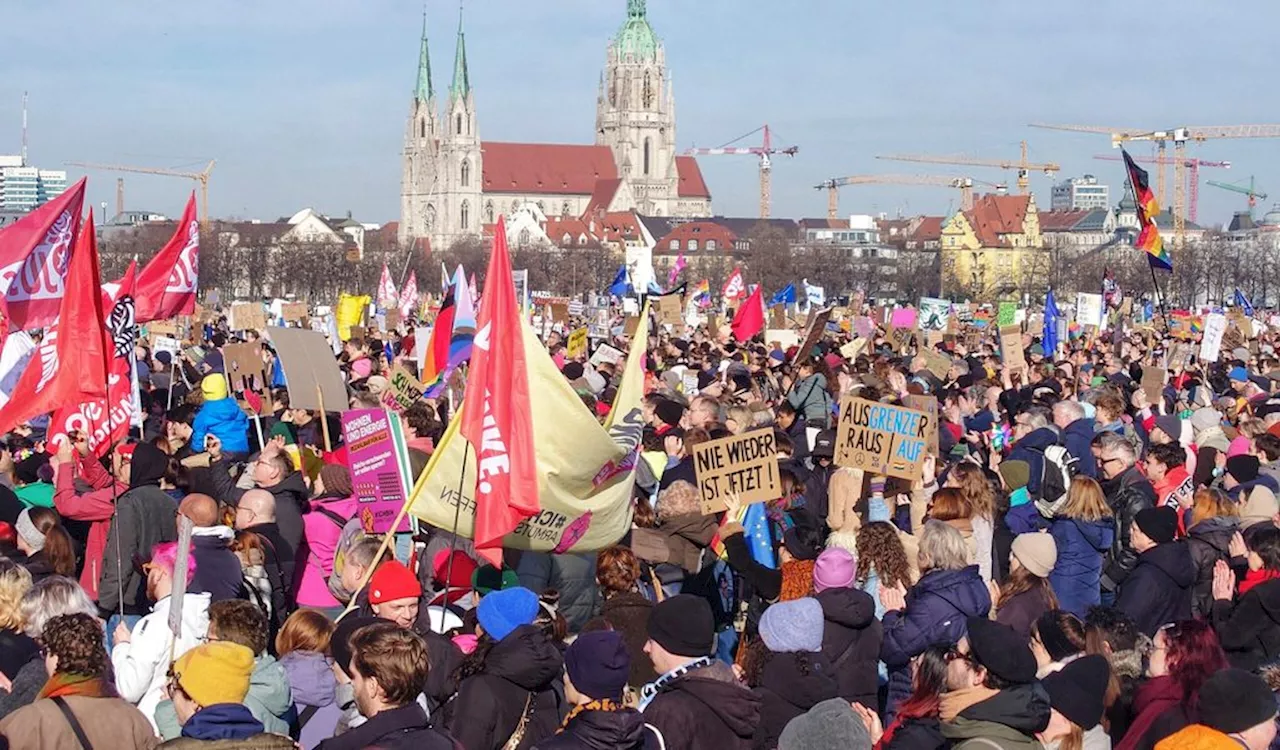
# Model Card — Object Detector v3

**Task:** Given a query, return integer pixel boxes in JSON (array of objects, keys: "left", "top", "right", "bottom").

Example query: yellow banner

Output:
[
  {"left": 337, "top": 293, "right": 370, "bottom": 341},
  {"left": 407, "top": 304, "right": 649, "bottom": 553}
]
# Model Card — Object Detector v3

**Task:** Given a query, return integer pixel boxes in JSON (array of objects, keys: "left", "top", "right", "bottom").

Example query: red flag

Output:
[
  {"left": 0, "top": 178, "right": 86, "bottom": 332},
  {"left": 0, "top": 211, "right": 108, "bottom": 435},
  {"left": 460, "top": 218, "right": 538, "bottom": 565},
  {"left": 135, "top": 192, "right": 198, "bottom": 322},
  {"left": 731, "top": 283, "right": 765, "bottom": 342},
  {"left": 722, "top": 266, "right": 746, "bottom": 301},
  {"left": 48, "top": 261, "right": 138, "bottom": 455}
]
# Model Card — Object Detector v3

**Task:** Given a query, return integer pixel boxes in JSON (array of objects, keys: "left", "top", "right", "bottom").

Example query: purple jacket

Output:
[{"left": 280, "top": 650, "right": 343, "bottom": 750}]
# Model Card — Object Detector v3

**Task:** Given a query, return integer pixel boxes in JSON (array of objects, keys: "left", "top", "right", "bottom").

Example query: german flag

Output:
[
  {"left": 1137, "top": 222, "right": 1172, "bottom": 271},
  {"left": 1122, "top": 149, "right": 1161, "bottom": 222}
]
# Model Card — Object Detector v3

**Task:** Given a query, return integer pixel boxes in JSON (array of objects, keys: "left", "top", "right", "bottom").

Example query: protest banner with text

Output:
[
  {"left": 693, "top": 428, "right": 780, "bottom": 514},
  {"left": 835, "top": 397, "right": 931, "bottom": 480}
]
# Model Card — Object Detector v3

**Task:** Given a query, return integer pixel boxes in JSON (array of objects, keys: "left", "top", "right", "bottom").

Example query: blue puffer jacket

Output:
[
  {"left": 880, "top": 565, "right": 990, "bottom": 720},
  {"left": 1007, "top": 427, "right": 1062, "bottom": 497},
  {"left": 192, "top": 396, "right": 251, "bottom": 454},
  {"left": 1007, "top": 504, "right": 1114, "bottom": 618},
  {"left": 1062, "top": 418, "right": 1098, "bottom": 478}
]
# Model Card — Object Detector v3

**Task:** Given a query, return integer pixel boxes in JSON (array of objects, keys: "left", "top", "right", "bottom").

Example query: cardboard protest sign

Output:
[
  {"left": 834, "top": 397, "right": 931, "bottom": 480},
  {"left": 385, "top": 309, "right": 401, "bottom": 332},
  {"left": 1168, "top": 342, "right": 1192, "bottom": 371},
  {"left": 623, "top": 315, "right": 641, "bottom": 337},
  {"left": 770, "top": 305, "right": 788, "bottom": 330},
  {"left": 550, "top": 302, "right": 570, "bottom": 324},
  {"left": 765, "top": 329, "right": 800, "bottom": 350},
  {"left": 1141, "top": 365, "right": 1165, "bottom": 407},
  {"left": 997, "top": 301, "right": 1017, "bottom": 328},
  {"left": 999, "top": 324, "right": 1025, "bottom": 370},
  {"left": 589, "top": 343, "right": 625, "bottom": 368},
  {"left": 886, "top": 325, "right": 914, "bottom": 352},
  {"left": 567, "top": 327, "right": 588, "bottom": 359},
  {"left": 655, "top": 295, "right": 683, "bottom": 326},
  {"left": 148, "top": 319, "right": 179, "bottom": 339},
  {"left": 268, "top": 327, "right": 348, "bottom": 411},
  {"left": 1222, "top": 322, "right": 1246, "bottom": 353},
  {"left": 342, "top": 409, "right": 411, "bottom": 532},
  {"left": 230, "top": 302, "right": 266, "bottom": 332},
  {"left": 904, "top": 394, "right": 939, "bottom": 456},
  {"left": 381, "top": 365, "right": 425, "bottom": 413},
  {"left": 792, "top": 306, "right": 833, "bottom": 362},
  {"left": 223, "top": 343, "right": 268, "bottom": 395},
  {"left": 1200, "top": 313, "right": 1227, "bottom": 363},
  {"left": 840, "top": 338, "right": 867, "bottom": 361},
  {"left": 281, "top": 302, "right": 308, "bottom": 324},
  {"left": 920, "top": 349, "right": 952, "bottom": 381},
  {"left": 919, "top": 297, "right": 951, "bottom": 331},
  {"left": 693, "top": 428, "right": 781, "bottom": 514}
]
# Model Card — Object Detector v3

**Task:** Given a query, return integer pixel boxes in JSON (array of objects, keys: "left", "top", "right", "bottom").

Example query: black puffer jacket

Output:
[
  {"left": 815, "top": 587, "right": 882, "bottom": 710},
  {"left": 643, "top": 661, "right": 760, "bottom": 750},
  {"left": 1101, "top": 466, "right": 1158, "bottom": 593},
  {"left": 447, "top": 624, "right": 565, "bottom": 750},
  {"left": 1116, "top": 541, "right": 1196, "bottom": 637},
  {"left": 751, "top": 652, "right": 840, "bottom": 750},
  {"left": 1213, "top": 576, "right": 1280, "bottom": 671},
  {"left": 1186, "top": 516, "right": 1237, "bottom": 618},
  {"left": 532, "top": 707, "right": 659, "bottom": 750}
]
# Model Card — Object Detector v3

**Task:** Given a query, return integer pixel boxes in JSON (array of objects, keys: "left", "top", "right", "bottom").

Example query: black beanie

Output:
[
  {"left": 1227, "top": 454, "right": 1262, "bottom": 484},
  {"left": 1041, "top": 654, "right": 1111, "bottom": 730},
  {"left": 647, "top": 594, "right": 714, "bottom": 658},
  {"left": 564, "top": 630, "right": 630, "bottom": 701},
  {"left": 965, "top": 617, "right": 1037, "bottom": 685},
  {"left": 655, "top": 399, "right": 684, "bottom": 428},
  {"left": 562, "top": 362, "right": 585, "bottom": 381},
  {"left": 1199, "top": 668, "right": 1277, "bottom": 734},
  {"left": 330, "top": 616, "right": 381, "bottom": 678},
  {"left": 1134, "top": 506, "right": 1179, "bottom": 544}
]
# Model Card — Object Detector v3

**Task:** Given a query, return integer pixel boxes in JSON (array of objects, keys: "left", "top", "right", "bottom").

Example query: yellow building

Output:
[{"left": 940, "top": 194, "right": 1046, "bottom": 300}]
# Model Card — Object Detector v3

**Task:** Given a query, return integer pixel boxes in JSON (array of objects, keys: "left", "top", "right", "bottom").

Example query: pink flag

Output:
[
  {"left": 668, "top": 253, "right": 686, "bottom": 288},
  {"left": 397, "top": 270, "right": 420, "bottom": 319},
  {"left": 377, "top": 264, "right": 398, "bottom": 308}
]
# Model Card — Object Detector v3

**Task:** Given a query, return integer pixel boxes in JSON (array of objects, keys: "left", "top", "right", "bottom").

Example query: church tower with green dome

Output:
[{"left": 596, "top": 0, "right": 679, "bottom": 216}]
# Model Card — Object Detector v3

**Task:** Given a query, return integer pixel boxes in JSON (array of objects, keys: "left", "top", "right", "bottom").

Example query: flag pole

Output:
[
  {"left": 1147, "top": 259, "right": 1170, "bottom": 335},
  {"left": 438, "top": 438, "right": 471, "bottom": 634}
]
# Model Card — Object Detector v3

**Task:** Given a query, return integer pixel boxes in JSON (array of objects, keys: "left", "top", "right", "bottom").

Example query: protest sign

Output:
[
  {"left": 1168, "top": 342, "right": 1192, "bottom": 371},
  {"left": 999, "top": 324, "right": 1025, "bottom": 370},
  {"left": 997, "top": 301, "right": 1017, "bottom": 327},
  {"left": 281, "top": 302, "right": 308, "bottom": 324},
  {"left": 840, "top": 337, "right": 867, "bottom": 361},
  {"left": 342, "top": 409, "right": 411, "bottom": 532},
  {"left": 890, "top": 307, "right": 917, "bottom": 329},
  {"left": 904, "top": 394, "right": 939, "bottom": 456},
  {"left": 693, "top": 428, "right": 781, "bottom": 514},
  {"left": 381, "top": 365, "right": 425, "bottom": 413},
  {"left": 1200, "top": 313, "right": 1227, "bottom": 363},
  {"left": 792, "top": 306, "right": 833, "bottom": 362},
  {"left": 765, "top": 329, "right": 799, "bottom": 350},
  {"left": 834, "top": 397, "right": 931, "bottom": 480},
  {"left": 1222, "top": 322, "right": 1246, "bottom": 353},
  {"left": 920, "top": 348, "right": 952, "bottom": 381},
  {"left": 566, "top": 327, "right": 588, "bottom": 359},
  {"left": 589, "top": 343, "right": 625, "bottom": 367},
  {"left": 148, "top": 319, "right": 179, "bottom": 340},
  {"left": 886, "top": 325, "right": 914, "bottom": 352},
  {"left": 1141, "top": 365, "right": 1165, "bottom": 407},
  {"left": 152, "top": 336, "right": 182, "bottom": 360},
  {"left": 550, "top": 302, "right": 570, "bottom": 324},
  {"left": 770, "top": 305, "right": 788, "bottom": 329},
  {"left": 223, "top": 343, "right": 268, "bottom": 395},
  {"left": 385, "top": 309, "right": 401, "bottom": 332},
  {"left": 854, "top": 316, "right": 876, "bottom": 338},
  {"left": 655, "top": 295, "right": 682, "bottom": 326},
  {"left": 623, "top": 315, "right": 641, "bottom": 337},
  {"left": 269, "top": 327, "right": 348, "bottom": 412},
  {"left": 919, "top": 297, "right": 950, "bottom": 331},
  {"left": 230, "top": 302, "right": 266, "bottom": 332},
  {"left": 1076, "top": 293, "right": 1103, "bottom": 328}
]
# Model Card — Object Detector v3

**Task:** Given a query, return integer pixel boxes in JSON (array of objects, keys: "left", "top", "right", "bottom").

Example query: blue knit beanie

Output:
[
  {"left": 1230, "top": 366, "right": 1249, "bottom": 382},
  {"left": 758, "top": 597, "right": 824, "bottom": 653},
  {"left": 478, "top": 586, "right": 540, "bottom": 641}
]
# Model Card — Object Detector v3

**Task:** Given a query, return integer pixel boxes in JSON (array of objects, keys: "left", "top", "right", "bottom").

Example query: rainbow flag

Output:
[
  {"left": 692, "top": 279, "right": 711, "bottom": 308},
  {"left": 423, "top": 266, "right": 476, "bottom": 397}
]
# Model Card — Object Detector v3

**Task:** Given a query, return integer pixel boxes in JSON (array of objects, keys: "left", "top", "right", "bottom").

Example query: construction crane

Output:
[
  {"left": 1092, "top": 153, "right": 1230, "bottom": 224},
  {"left": 815, "top": 174, "right": 1007, "bottom": 219},
  {"left": 874, "top": 141, "right": 1059, "bottom": 194},
  {"left": 1031, "top": 123, "right": 1280, "bottom": 247},
  {"left": 685, "top": 124, "right": 797, "bottom": 218},
  {"left": 1207, "top": 177, "right": 1267, "bottom": 218},
  {"left": 66, "top": 160, "right": 216, "bottom": 225}
]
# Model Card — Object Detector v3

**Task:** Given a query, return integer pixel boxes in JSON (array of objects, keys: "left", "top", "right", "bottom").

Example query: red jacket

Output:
[{"left": 53, "top": 456, "right": 126, "bottom": 601}]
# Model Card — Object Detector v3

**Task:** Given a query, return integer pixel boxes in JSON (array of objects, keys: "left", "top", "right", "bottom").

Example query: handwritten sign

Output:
[
  {"left": 904, "top": 394, "right": 939, "bottom": 456},
  {"left": 623, "top": 316, "right": 641, "bottom": 337},
  {"left": 281, "top": 302, "right": 309, "bottom": 324},
  {"left": 567, "top": 327, "right": 588, "bottom": 359},
  {"left": 770, "top": 305, "right": 788, "bottom": 330},
  {"left": 655, "top": 296, "right": 683, "bottom": 326},
  {"left": 792, "top": 307, "right": 833, "bottom": 363},
  {"left": 887, "top": 325, "right": 914, "bottom": 353},
  {"left": 381, "top": 365, "right": 424, "bottom": 413},
  {"left": 1141, "top": 365, "right": 1165, "bottom": 407},
  {"left": 834, "top": 397, "right": 931, "bottom": 480},
  {"left": 589, "top": 343, "right": 625, "bottom": 368},
  {"left": 224, "top": 343, "right": 268, "bottom": 394},
  {"left": 230, "top": 302, "right": 266, "bottom": 332},
  {"left": 1200, "top": 313, "right": 1227, "bottom": 363},
  {"left": 999, "top": 324, "right": 1025, "bottom": 371},
  {"left": 920, "top": 349, "right": 952, "bottom": 381},
  {"left": 997, "top": 301, "right": 1017, "bottom": 328},
  {"left": 693, "top": 428, "right": 780, "bottom": 514},
  {"left": 840, "top": 337, "right": 867, "bottom": 361}
]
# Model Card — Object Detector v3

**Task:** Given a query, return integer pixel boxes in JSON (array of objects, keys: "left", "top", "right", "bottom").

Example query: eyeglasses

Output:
[{"left": 944, "top": 647, "right": 976, "bottom": 666}]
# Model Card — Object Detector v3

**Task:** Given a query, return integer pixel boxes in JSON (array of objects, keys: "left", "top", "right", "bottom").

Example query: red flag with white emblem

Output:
[
  {"left": 0, "top": 178, "right": 86, "bottom": 333},
  {"left": 722, "top": 266, "right": 746, "bottom": 301},
  {"left": 135, "top": 192, "right": 198, "bottom": 322},
  {"left": 460, "top": 218, "right": 539, "bottom": 565}
]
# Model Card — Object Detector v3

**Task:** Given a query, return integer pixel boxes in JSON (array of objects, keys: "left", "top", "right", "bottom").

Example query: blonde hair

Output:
[
  {"left": 1061, "top": 476, "right": 1113, "bottom": 522},
  {"left": 1190, "top": 488, "right": 1238, "bottom": 528},
  {"left": 19, "top": 576, "right": 96, "bottom": 638},
  {"left": 951, "top": 463, "right": 995, "bottom": 520},
  {"left": 0, "top": 559, "right": 32, "bottom": 631},
  {"left": 919, "top": 520, "right": 969, "bottom": 572}
]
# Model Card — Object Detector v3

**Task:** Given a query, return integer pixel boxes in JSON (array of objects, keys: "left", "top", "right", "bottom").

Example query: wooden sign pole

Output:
[{"left": 317, "top": 385, "right": 333, "bottom": 453}]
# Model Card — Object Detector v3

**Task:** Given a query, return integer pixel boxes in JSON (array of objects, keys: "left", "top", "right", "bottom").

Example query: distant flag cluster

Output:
[{"left": 1122, "top": 149, "right": 1172, "bottom": 271}]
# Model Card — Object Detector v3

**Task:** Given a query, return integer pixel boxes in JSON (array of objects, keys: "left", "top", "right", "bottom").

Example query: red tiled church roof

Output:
[
  {"left": 584, "top": 179, "right": 623, "bottom": 214},
  {"left": 675, "top": 156, "right": 710, "bottom": 198},
  {"left": 481, "top": 142, "right": 618, "bottom": 195},
  {"left": 966, "top": 194, "right": 1031, "bottom": 247}
]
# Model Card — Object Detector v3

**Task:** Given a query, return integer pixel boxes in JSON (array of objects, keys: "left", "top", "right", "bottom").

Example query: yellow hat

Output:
[
  {"left": 173, "top": 642, "right": 254, "bottom": 707},
  {"left": 201, "top": 374, "right": 228, "bottom": 401}
]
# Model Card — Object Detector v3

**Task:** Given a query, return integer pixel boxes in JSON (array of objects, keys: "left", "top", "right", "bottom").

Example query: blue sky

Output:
[{"left": 3, "top": 0, "right": 1278, "bottom": 228}]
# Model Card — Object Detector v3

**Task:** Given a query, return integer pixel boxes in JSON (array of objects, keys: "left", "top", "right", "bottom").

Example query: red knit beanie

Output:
[{"left": 368, "top": 560, "right": 421, "bottom": 605}]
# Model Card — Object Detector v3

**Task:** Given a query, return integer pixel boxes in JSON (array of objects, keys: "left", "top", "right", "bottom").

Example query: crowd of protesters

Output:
[{"left": 0, "top": 302, "right": 1277, "bottom": 750}]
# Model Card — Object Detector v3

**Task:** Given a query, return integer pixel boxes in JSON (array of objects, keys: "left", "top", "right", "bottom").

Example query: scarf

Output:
[
  {"left": 779, "top": 559, "right": 816, "bottom": 602},
  {"left": 1240, "top": 568, "right": 1280, "bottom": 595},
  {"left": 939, "top": 685, "right": 1000, "bottom": 723},
  {"left": 556, "top": 698, "right": 623, "bottom": 735},
  {"left": 38, "top": 673, "right": 116, "bottom": 700}
]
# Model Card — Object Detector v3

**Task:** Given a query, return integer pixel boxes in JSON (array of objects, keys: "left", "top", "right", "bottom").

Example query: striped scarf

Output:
[{"left": 555, "top": 698, "right": 624, "bottom": 734}]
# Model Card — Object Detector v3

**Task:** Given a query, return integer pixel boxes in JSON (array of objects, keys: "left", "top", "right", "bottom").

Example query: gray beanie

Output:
[
  {"left": 759, "top": 598, "right": 824, "bottom": 653},
  {"left": 778, "top": 698, "right": 871, "bottom": 750}
]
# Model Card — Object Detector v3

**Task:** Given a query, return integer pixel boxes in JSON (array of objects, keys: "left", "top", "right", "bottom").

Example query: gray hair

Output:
[
  {"left": 20, "top": 576, "right": 98, "bottom": 638},
  {"left": 1053, "top": 400, "right": 1085, "bottom": 422},
  {"left": 1022, "top": 406, "right": 1052, "bottom": 431},
  {"left": 1093, "top": 430, "right": 1137, "bottom": 462},
  {"left": 919, "top": 520, "right": 970, "bottom": 573}
]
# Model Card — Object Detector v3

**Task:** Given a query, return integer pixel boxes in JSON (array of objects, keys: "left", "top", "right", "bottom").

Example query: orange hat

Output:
[{"left": 368, "top": 560, "right": 422, "bottom": 605}]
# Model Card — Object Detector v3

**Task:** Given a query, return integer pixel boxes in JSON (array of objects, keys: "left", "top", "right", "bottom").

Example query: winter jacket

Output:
[
  {"left": 1049, "top": 516, "right": 1115, "bottom": 618},
  {"left": 532, "top": 706, "right": 659, "bottom": 750},
  {"left": 0, "top": 656, "right": 44, "bottom": 719},
  {"left": 880, "top": 565, "right": 991, "bottom": 719},
  {"left": 447, "top": 624, "right": 565, "bottom": 750},
  {"left": 1116, "top": 542, "right": 1196, "bottom": 637},
  {"left": 280, "top": 650, "right": 342, "bottom": 750},
  {"left": 0, "top": 629, "right": 38, "bottom": 684},
  {"left": 783, "top": 416, "right": 810, "bottom": 462},
  {"left": 0, "top": 694, "right": 159, "bottom": 750},
  {"left": 1007, "top": 426, "right": 1062, "bottom": 498},
  {"left": 1063, "top": 418, "right": 1098, "bottom": 478},
  {"left": 1212, "top": 576, "right": 1280, "bottom": 671},
  {"left": 787, "top": 374, "right": 831, "bottom": 428},
  {"left": 111, "top": 592, "right": 212, "bottom": 732},
  {"left": 158, "top": 704, "right": 295, "bottom": 749},
  {"left": 1185, "top": 516, "right": 1238, "bottom": 618},
  {"left": 1152, "top": 466, "right": 1193, "bottom": 509},
  {"left": 54, "top": 457, "right": 125, "bottom": 601},
  {"left": 191, "top": 525, "right": 244, "bottom": 603},
  {"left": 244, "top": 522, "right": 295, "bottom": 618},
  {"left": 652, "top": 513, "right": 717, "bottom": 576},
  {"left": 14, "top": 482, "right": 52, "bottom": 508},
  {"left": 1117, "top": 675, "right": 1181, "bottom": 750},
  {"left": 1154, "top": 724, "right": 1246, "bottom": 750},
  {"left": 516, "top": 551, "right": 600, "bottom": 632},
  {"left": 995, "top": 586, "right": 1054, "bottom": 639},
  {"left": 156, "top": 654, "right": 293, "bottom": 741},
  {"left": 1101, "top": 466, "right": 1158, "bottom": 593},
  {"left": 752, "top": 652, "right": 840, "bottom": 750},
  {"left": 316, "top": 702, "right": 454, "bottom": 750},
  {"left": 883, "top": 717, "right": 949, "bottom": 750},
  {"left": 296, "top": 494, "right": 358, "bottom": 608},
  {"left": 193, "top": 396, "right": 251, "bottom": 454},
  {"left": 208, "top": 463, "right": 310, "bottom": 554},
  {"left": 1227, "top": 474, "right": 1280, "bottom": 503},
  {"left": 588, "top": 591, "right": 658, "bottom": 688},
  {"left": 939, "top": 684, "right": 1052, "bottom": 750},
  {"left": 643, "top": 660, "right": 761, "bottom": 750},
  {"left": 98, "top": 482, "right": 179, "bottom": 615},
  {"left": 815, "top": 586, "right": 882, "bottom": 710}
]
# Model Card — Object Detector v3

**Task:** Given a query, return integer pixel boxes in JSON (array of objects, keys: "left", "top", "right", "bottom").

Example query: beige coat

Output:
[{"left": 0, "top": 695, "right": 158, "bottom": 750}]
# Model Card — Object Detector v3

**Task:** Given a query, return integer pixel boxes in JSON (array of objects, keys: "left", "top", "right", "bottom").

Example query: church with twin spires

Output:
[{"left": 398, "top": 0, "right": 713, "bottom": 251}]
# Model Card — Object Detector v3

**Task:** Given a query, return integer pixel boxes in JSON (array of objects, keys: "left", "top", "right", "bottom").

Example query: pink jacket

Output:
[
  {"left": 295, "top": 495, "right": 360, "bottom": 608},
  {"left": 54, "top": 457, "right": 127, "bottom": 601}
]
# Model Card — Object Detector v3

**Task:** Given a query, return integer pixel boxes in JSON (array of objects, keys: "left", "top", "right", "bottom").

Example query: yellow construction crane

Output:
[
  {"left": 874, "top": 141, "right": 1059, "bottom": 194},
  {"left": 1030, "top": 123, "right": 1280, "bottom": 247},
  {"left": 66, "top": 160, "right": 216, "bottom": 225},
  {"left": 814, "top": 174, "right": 1008, "bottom": 219}
]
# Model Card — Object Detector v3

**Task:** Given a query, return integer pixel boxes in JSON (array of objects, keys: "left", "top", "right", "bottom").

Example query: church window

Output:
[
  {"left": 643, "top": 71, "right": 654, "bottom": 108},
  {"left": 461, "top": 201, "right": 470, "bottom": 230},
  {"left": 456, "top": 114, "right": 463, "bottom": 135},
  {"left": 669, "top": 239, "right": 679, "bottom": 251},
  {"left": 419, "top": 119, "right": 426, "bottom": 139},
  {"left": 485, "top": 201, "right": 494, "bottom": 224},
  {"left": 425, "top": 204, "right": 436, "bottom": 231},
  {"left": 707, "top": 239, "right": 717, "bottom": 252},
  {"left": 643, "top": 138, "right": 651, "bottom": 177},
  {"left": 520, "top": 229, "right": 532, "bottom": 246},
  {"left": 687, "top": 239, "right": 697, "bottom": 251},
  {"left": 461, "top": 160, "right": 470, "bottom": 187}
]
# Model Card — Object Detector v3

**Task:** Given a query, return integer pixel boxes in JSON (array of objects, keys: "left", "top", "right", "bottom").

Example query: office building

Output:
[
  {"left": 0, "top": 154, "right": 68, "bottom": 212},
  {"left": 1051, "top": 175, "right": 1109, "bottom": 211}
]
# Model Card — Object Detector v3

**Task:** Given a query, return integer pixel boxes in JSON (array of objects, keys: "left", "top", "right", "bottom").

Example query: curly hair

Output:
[
  {"left": 0, "top": 558, "right": 33, "bottom": 631},
  {"left": 856, "top": 521, "right": 911, "bottom": 590},
  {"left": 657, "top": 480, "right": 701, "bottom": 520},
  {"left": 43, "top": 613, "right": 108, "bottom": 678},
  {"left": 596, "top": 546, "right": 641, "bottom": 596},
  {"left": 209, "top": 599, "right": 269, "bottom": 657},
  {"left": 950, "top": 462, "right": 995, "bottom": 520}
]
